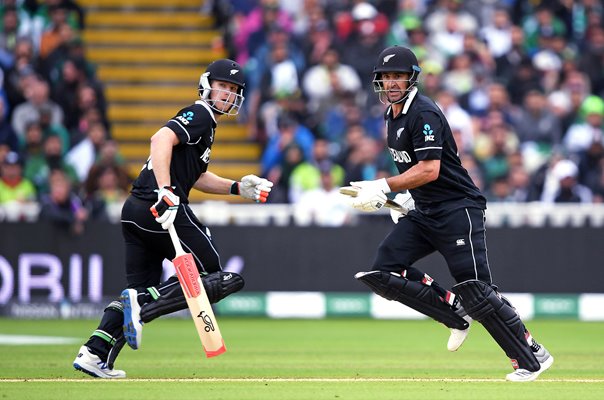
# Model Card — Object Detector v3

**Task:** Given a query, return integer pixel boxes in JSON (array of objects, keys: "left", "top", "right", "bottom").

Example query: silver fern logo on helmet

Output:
[
  {"left": 230, "top": 69, "right": 239, "bottom": 75},
  {"left": 383, "top": 54, "right": 395, "bottom": 64}
]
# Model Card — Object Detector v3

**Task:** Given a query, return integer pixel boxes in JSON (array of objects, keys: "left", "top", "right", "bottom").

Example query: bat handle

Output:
[{"left": 167, "top": 225, "right": 186, "bottom": 256}]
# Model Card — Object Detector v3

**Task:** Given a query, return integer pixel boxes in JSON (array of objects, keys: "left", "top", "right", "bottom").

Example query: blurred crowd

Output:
[
  {"left": 3, "top": 0, "right": 604, "bottom": 230},
  {"left": 0, "top": 0, "right": 130, "bottom": 232},
  {"left": 209, "top": 0, "right": 604, "bottom": 211}
]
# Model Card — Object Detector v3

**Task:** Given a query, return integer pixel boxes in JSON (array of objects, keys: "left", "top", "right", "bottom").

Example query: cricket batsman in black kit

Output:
[
  {"left": 344, "top": 45, "right": 553, "bottom": 382},
  {"left": 73, "top": 59, "right": 273, "bottom": 378}
]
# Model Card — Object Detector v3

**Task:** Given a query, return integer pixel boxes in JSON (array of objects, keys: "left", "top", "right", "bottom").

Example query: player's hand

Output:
[
  {"left": 349, "top": 188, "right": 388, "bottom": 212},
  {"left": 150, "top": 186, "right": 180, "bottom": 230},
  {"left": 390, "top": 192, "right": 415, "bottom": 223},
  {"left": 238, "top": 175, "right": 273, "bottom": 203},
  {"left": 350, "top": 178, "right": 391, "bottom": 194}
]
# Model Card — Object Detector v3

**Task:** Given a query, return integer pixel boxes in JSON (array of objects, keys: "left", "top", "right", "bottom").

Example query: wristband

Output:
[{"left": 230, "top": 181, "right": 240, "bottom": 195}]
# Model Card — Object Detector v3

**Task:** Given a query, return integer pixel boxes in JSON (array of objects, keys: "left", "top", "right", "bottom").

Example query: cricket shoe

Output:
[
  {"left": 121, "top": 288, "right": 143, "bottom": 350},
  {"left": 447, "top": 314, "right": 473, "bottom": 351},
  {"left": 506, "top": 345, "right": 554, "bottom": 382},
  {"left": 73, "top": 345, "right": 126, "bottom": 379}
]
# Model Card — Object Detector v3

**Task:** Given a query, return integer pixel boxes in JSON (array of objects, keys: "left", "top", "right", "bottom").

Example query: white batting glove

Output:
[
  {"left": 150, "top": 186, "right": 180, "bottom": 230},
  {"left": 390, "top": 192, "right": 415, "bottom": 223},
  {"left": 349, "top": 188, "right": 388, "bottom": 212},
  {"left": 350, "top": 178, "right": 391, "bottom": 194},
  {"left": 237, "top": 174, "right": 273, "bottom": 203}
]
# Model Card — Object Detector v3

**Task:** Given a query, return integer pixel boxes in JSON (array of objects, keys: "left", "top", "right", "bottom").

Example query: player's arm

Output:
[
  {"left": 149, "top": 127, "right": 180, "bottom": 230},
  {"left": 193, "top": 171, "right": 234, "bottom": 194},
  {"left": 349, "top": 159, "right": 440, "bottom": 196},
  {"left": 194, "top": 172, "right": 274, "bottom": 203},
  {"left": 150, "top": 126, "right": 179, "bottom": 188},
  {"left": 385, "top": 159, "right": 440, "bottom": 191}
]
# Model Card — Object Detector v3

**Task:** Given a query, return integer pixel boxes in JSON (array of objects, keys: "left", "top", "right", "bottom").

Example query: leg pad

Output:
[
  {"left": 140, "top": 271, "right": 244, "bottom": 323},
  {"left": 453, "top": 280, "right": 539, "bottom": 371},
  {"left": 355, "top": 270, "right": 469, "bottom": 330}
]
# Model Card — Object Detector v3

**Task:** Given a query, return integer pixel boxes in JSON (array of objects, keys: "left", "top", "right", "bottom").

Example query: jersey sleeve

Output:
[
  {"left": 411, "top": 111, "right": 444, "bottom": 161},
  {"left": 164, "top": 104, "right": 214, "bottom": 145}
]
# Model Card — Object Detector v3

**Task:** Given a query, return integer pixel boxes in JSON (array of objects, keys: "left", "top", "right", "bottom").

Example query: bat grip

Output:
[{"left": 168, "top": 225, "right": 186, "bottom": 256}]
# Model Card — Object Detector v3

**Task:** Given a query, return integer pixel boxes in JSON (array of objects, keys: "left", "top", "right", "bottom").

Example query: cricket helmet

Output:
[
  {"left": 199, "top": 58, "right": 246, "bottom": 115},
  {"left": 372, "top": 46, "right": 421, "bottom": 104}
]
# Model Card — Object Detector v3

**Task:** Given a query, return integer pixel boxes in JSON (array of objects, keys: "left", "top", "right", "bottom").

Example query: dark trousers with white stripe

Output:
[
  {"left": 85, "top": 195, "right": 222, "bottom": 361},
  {"left": 372, "top": 207, "right": 492, "bottom": 284}
]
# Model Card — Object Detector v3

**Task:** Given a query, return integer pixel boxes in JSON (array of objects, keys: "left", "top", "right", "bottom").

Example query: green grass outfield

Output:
[{"left": 1, "top": 318, "right": 603, "bottom": 399}]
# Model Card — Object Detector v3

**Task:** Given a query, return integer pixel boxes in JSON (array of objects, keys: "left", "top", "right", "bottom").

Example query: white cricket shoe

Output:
[
  {"left": 447, "top": 315, "right": 473, "bottom": 351},
  {"left": 73, "top": 345, "right": 126, "bottom": 379},
  {"left": 121, "top": 288, "right": 143, "bottom": 350},
  {"left": 506, "top": 346, "right": 554, "bottom": 382}
]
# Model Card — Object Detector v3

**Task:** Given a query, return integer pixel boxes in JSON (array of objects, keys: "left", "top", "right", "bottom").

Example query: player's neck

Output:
[{"left": 391, "top": 102, "right": 404, "bottom": 117}]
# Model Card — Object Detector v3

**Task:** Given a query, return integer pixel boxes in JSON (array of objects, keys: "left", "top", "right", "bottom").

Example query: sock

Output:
[{"left": 85, "top": 301, "right": 124, "bottom": 361}]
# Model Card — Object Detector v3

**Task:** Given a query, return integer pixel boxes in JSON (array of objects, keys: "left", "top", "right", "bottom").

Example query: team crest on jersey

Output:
[
  {"left": 423, "top": 123, "right": 435, "bottom": 142},
  {"left": 200, "top": 147, "right": 211, "bottom": 163}
]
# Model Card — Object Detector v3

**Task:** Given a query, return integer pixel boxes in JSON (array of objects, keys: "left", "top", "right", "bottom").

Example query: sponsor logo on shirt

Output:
[
  {"left": 423, "top": 123, "right": 435, "bottom": 142},
  {"left": 388, "top": 148, "right": 412, "bottom": 163},
  {"left": 176, "top": 111, "right": 194, "bottom": 125},
  {"left": 200, "top": 147, "right": 211, "bottom": 163}
]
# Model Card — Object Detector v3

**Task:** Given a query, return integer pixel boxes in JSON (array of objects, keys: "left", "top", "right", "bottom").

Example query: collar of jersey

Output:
[
  {"left": 196, "top": 100, "right": 217, "bottom": 123},
  {"left": 387, "top": 87, "right": 418, "bottom": 119}
]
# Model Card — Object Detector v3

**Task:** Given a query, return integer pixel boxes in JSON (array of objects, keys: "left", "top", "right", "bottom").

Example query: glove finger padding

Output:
[
  {"left": 150, "top": 187, "right": 180, "bottom": 230},
  {"left": 350, "top": 190, "right": 388, "bottom": 212},
  {"left": 239, "top": 175, "right": 273, "bottom": 202}
]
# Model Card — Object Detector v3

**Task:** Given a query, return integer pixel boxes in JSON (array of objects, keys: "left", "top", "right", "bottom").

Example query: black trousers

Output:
[
  {"left": 372, "top": 207, "right": 492, "bottom": 284},
  {"left": 121, "top": 195, "right": 222, "bottom": 290}
]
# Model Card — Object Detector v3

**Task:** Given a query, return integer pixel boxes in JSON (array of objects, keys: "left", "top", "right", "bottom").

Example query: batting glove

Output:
[
  {"left": 150, "top": 186, "right": 180, "bottom": 230},
  {"left": 350, "top": 178, "right": 391, "bottom": 194},
  {"left": 235, "top": 175, "right": 273, "bottom": 203},
  {"left": 349, "top": 188, "right": 388, "bottom": 212},
  {"left": 390, "top": 192, "right": 415, "bottom": 223}
]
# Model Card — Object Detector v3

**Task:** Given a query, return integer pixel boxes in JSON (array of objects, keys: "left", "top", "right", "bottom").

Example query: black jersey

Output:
[
  {"left": 385, "top": 88, "right": 486, "bottom": 216},
  {"left": 130, "top": 100, "right": 217, "bottom": 203}
]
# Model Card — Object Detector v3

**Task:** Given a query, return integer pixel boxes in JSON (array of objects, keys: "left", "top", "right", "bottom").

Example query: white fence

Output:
[{"left": 3, "top": 201, "right": 604, "bottom": 227}]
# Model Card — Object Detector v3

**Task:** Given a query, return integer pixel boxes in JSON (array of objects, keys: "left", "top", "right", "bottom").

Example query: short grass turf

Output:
[{"left": 1, "top": 318, "right": 603, "bottom": 399}]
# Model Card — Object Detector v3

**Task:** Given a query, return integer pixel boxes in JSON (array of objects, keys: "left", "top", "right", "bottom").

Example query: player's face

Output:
[
  {"left": 209, "top": 80, "right": 240, "bottom": 112},
  {"left": 381, "top": 72, "right": 410, "bottom": 103}
]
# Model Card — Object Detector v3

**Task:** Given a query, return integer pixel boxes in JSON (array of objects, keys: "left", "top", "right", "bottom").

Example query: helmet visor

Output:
[{"left": 372, "top": 71, "right": 418, "bottom": 105}]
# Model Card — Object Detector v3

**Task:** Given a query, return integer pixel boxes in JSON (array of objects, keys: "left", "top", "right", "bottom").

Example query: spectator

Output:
[
  {"left": 11, "top": 76, "right": 64, "bottom": 140},
  {"left": 293, "top": 163, "right": 352, "bottom": 226},
  {"left": 512, "top": 89, "right": 562, "bottom": 151},
  {"left": 0, "top": 151, "right": 36, "bottom": 204},
  {"left": 261, "top": 114, "right": 314, "bottom": 177},
  {"left": 233, "top": 0, "right": 293, "bottom": 65},
  {"left": 563, "top": 95, "right": 604, "bottom": 154},
  {"left": 541, "top": 159, "right": 593, "bottom": 203},
  {"left": 65, "top": 122, "right": 108, "bottom": 182},
  {"left": 579, "top": 26, "right": 604, "bottom": 96},
  {"left": 38, "top": 168, "right": 89, "bottom": 235},
  {"left": 302, "top": 46, "right": 361, "bottom": 117},
  {"left": 289, "top": 138, "right": 345, "bottom": 203},
  {"left": 23, "top": 134, "right": 78, "bottom": 195},
  {"left": 0, "top": 97, "right": 19, "bottom": 152}
]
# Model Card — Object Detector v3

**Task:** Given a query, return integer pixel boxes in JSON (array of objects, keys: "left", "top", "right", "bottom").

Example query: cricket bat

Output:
[
  {"left": 339, "top": 186, "right": 406, "bottom": 212},
  {"left": 167, "top": 225, "right": 226, "bottom": 358}
]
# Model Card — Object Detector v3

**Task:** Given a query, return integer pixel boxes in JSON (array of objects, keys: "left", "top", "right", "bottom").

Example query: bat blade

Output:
[
  {"left": 173, "top": 252, "right": 226, "bottom": 358},
  {"left": 339, "top": 186, "right": 405, "bottom": 212}
]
